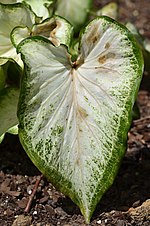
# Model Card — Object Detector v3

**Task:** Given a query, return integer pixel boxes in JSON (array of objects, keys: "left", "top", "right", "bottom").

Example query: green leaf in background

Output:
[
  {"left": 0, "top": 0, "right": 18, "bottom": 3},
  {"left": 55, "top": 0, "right": 92, "bottom": 32},
  {"left": 0, "top": 66, "right": 7, "bottom": 90},
  {"left": 17, "top": 17, "right": 143, "bottom": 223},
  {"left": 0, "top": 58, "right": 22, "bottom": 87},
  {"left": 11, "top": 16, "right": 73, "bottom": 48},
  {"left": 126, "top": 22, "right": 150, "bottom": 73},
  {"left": 0, "top": 87, "right": 19, "bottom": 143},
  {"left": 96, "top": 2, "right": 118, "bottom": 20},
  {"left": 0, "top": 124, "right": 18, "bottom": 144},
  {"left": 0, "top": 3, "right": 35, "bottom": 67}
]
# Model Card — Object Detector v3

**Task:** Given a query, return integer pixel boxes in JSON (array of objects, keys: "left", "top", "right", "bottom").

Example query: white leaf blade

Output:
[
  {"left": 17, "top": 17, "right": 143, "bottom": 223},
  {"left": 23, "top": 0, "right": 53, "bottom": 19},
  {"left": 0, "top": 3, "right": 35, "bottom": 67}
]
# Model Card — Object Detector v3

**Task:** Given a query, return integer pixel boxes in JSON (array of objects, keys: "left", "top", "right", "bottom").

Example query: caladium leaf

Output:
[
  {"left": 22, "top": 0, "right": 53, "bottom": 20},
  {"left": 55, "top": 0, "right": 92, "bottom": 32},
  {"left": 0, "top": 3, "right": 35, "bottom": 67},
  {"left": 17, "top": 17, "right": 143, "bottom": 223},
  {"left": 96, "top": 2, "right": 118, "bottom": 20},
  {"left": 11, "top": 16, "right": 73, "bottom": 48},
  {"left": 0, "top": 0, "right": 53, "bottom": 19},
  {"left": 0, "top": 0, "right": 18, "bottom": 3},
  {"left": 0, "top": 66, "right": 7, "bottom": 90},
  {"left": 32, "top": 16, "right": 73, "bottom": 47},
  {"left": 7, "top": 124, "right": 18, "bottom": 134},
  {"left": 0, "top": 125, "right": 18, "bottom": 144},
  {"left": 0, "top": 87, "right": 19, "bottom": 142}
]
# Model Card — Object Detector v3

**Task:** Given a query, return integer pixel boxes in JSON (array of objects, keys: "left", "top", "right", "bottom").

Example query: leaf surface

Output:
[
  {"left": 55, "top": 0, "right": 92, "bottom": 31},
  {"left": 0, "top": 66, "right": 6, "bottom": 90},
  {"left": 17, "top": 17, "right": 143, "bottom": 223},
  {"left": 22, "top": 0, "right": 53, "bottom": 19},
  {"left": 0, "top": 87, "right": 19, "bottom": 140},
  {"left": 0, "top": 3, "right": 35, "bottom": 67},
  {"left": 11, "top": 16, "right": 73, "bottom": 47}
]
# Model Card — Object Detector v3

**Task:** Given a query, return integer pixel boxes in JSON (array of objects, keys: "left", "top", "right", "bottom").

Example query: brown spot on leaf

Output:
[
  {"left": 32, "top": 20, "right": 56, "bottom": 38},
  {"left": 98, "top": 55, "right": 107, "bottom": 64},
  {"left": 98, "top": 52, "right": 116, "bottom": 64},
  {"left": 86, "top": 24, "right": 100, "bottom": 44},
  {"left": 78, "top": 106, "right": 88, "bottom": 118},
  {"left": 50, "top": 20, "right": 62, "bottom": 46},
  {"left": 105, "top": 42, "right": 110, "bottom": 49},
  {"left": 50, "top": 20, "right": 61, "bottom": 38},
  {"left": 32, "top": 19, "right": 62, "bottom": 46}
]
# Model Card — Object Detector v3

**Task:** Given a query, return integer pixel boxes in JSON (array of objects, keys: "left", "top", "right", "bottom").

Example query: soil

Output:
[{"left": 0, "top": 0, "right": 150, "bottom": 225}]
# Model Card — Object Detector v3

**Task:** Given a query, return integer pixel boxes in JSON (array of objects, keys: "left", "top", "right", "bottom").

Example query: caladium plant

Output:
[
  {"left": 0, "top": 2, "right": 35, "bottom": 67},
  {"left": 16, "top": 16, "right": 143, "bottom": 222}
]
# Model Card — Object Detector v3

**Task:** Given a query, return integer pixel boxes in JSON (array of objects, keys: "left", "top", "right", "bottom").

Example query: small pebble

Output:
[
  {"left": 97, "top": 219, "right": 102, "bottom": 224},
  {"left": 133, "top": 10, "right": 139, "bottom": 16},
  {"left": 104, "top": 219, "right": 108, "bottom": 223},
  {"left": 33, "top": 210, "right": 38, "bottom": 215}
]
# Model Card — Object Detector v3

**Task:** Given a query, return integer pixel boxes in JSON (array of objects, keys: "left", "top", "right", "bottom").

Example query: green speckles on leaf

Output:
[
  {"left": 51, "top": 125, "right": 64, "bottom": 136},
  {"left": 84, "top": 96, "right": 89, "bottom": 102}
]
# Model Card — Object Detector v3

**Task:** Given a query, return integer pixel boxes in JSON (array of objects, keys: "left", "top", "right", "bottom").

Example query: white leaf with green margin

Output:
[
  {"left": 11, "top": 27, "right": 31, "bottom": 48},
  {"left": 17, "top": 17, "right": 143, "bottom": 223},
  {"left": 11, "top": 16, "right": 73, "bottom": 48},
  {"left": 0, "top": 0, "right": 53, "bottom": 19},
  {"left": 32, "top": 16, "right": 73, "bottom": 47},
  {"left": 22, "top": 0, "right": 53, "bottom": 20},
  {"left": 0, "top": 3, "right": 35, "bottom": 67},
  {"left": 55, "top": 0, "right": 92, "bottom": 32},
  {"left": 0, "top": 87, "right": 19, "bottom": 143}
]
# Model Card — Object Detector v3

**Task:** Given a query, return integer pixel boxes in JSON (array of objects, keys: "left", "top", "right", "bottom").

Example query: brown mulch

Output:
[{"left": 0, "top": 0, "right": 150, "bottom": 225}]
